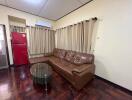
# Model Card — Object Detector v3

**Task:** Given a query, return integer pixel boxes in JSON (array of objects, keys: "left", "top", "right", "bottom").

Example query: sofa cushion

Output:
[
  {"left": 53, "top": 60, "right": 77, "bottom": 75},
  {"left": 65, "top": 50, "right": 76, "bottom": 63},
  {"left": 49, "top": 56, "right": 60, "bottom": 64},
  {"left": 73, "top": 53, "right": 94, "bottom": 65},
  {"left": 51, "top": 61, "right": 75, "bottom": 83},
  {"left": 49, "top": 56, "right": 76, "bottom": 74},
  {"left": 53, "top": 48, "right": 59, "bottom": 57},
  {"left": 53, "top": 48, "right": 66, "bottom": 59}
]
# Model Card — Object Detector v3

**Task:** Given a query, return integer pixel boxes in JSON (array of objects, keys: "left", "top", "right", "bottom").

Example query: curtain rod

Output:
[
  {"left": 92, "top": 17, "right": 97, "bottom": 20},
  {"left": 56, "top": 17, "right": 98, "bottom": 30},
  {"left": 10, "top": 25, "right": 26, "bottom": 28},
  {"left": 26, "top": 25, "right": 50, "bottom": 29},
  {"left": 26, "top": 25, "right": 55, "bottom": 31},
  {"left": 86, "top": 17, "right": 97, "bottom": 22}
]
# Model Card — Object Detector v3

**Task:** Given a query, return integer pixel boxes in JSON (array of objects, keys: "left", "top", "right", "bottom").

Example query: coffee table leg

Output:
[{"left": 44, "top": 75, "right": 48, "bottom": 94}]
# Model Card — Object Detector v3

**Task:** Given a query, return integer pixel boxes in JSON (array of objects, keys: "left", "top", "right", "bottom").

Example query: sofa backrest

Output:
[
  {"left": 53, "top": 48, "right": 66, "bottom": 59},
  {"left": 72, "top": 52, "right": 94, "bottom": 65},
  {"left": 53, "top": 48, "right": 94, "bottom": 65}
]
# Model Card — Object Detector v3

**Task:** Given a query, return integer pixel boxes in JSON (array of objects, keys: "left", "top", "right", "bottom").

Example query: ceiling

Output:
[{"left": 0, "top": 0, "right": 92, "bottom": 20}]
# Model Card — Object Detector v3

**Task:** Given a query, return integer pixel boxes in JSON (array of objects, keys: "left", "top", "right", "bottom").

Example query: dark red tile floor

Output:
[{"left": 0, "top": 65, "right": 132, "bottom": 100}]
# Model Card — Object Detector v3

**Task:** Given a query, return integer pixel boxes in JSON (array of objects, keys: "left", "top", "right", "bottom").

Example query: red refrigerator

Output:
[{"left": 11, "top": 32, "right": 29, "bottom": 66}]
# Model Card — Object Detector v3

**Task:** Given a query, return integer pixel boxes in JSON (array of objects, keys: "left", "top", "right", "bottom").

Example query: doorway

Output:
[{"left": 0, "top": 25, "right": 9, "bottom": 69}]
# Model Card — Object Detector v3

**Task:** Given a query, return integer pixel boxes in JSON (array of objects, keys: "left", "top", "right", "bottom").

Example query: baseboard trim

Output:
[{"left": 94, "top": 75, "right": 132, "bottom": 96}]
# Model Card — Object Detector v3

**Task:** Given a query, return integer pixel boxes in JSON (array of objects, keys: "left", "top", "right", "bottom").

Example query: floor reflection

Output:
[
  {"left": 0, "top": 65, "right": 132, "bottom": 100},
  {"left": 0, "top": 83, "right": 11, "bottom": 100},
  {"left": 33, "top": 82, "right": 51, "bottom": 94}
]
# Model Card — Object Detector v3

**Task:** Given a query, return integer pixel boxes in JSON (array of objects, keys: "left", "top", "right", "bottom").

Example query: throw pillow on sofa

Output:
[
  {"left": 58, "top": 49, "right": 66, "bottom": 59},
  {"left": 65, "top": 51, "right": 76, "bottom": 62},
  {"left": 73, "top": 53, "right": 94, "bottom": 65},
  {"left": 53, "top": 48, "right": 66, "bottom": 59}
]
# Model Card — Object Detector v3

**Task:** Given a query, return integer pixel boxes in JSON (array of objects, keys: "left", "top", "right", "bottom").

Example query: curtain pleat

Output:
[
  {"left": 56, "top": 27, "right": 68, "bottom": 49},
  {"left": 55, "top": 18, "right": 96, "bottom": 53},
  {"left": 83, "top": 19, "right": 95, "bottom": 53},
  {"left": 67, "top": 26, "right": 72, "bottom": 50},
  {"left": 29, "top": 27, "right": 55, "bottom": 57}
]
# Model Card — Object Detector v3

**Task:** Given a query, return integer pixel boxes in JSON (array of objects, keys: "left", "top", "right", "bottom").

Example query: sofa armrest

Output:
[
  {"left": 72, "top": 64, "right": 95, "bottom": 74},
  {"left": 72, "top": 64, "right": 95, "bottom": 90},
  {"left": 29, "top": 56, "right": 49, "bottom": 64},
  {"left": 44, "top": 52, "right": 53, "bottom": 57}
]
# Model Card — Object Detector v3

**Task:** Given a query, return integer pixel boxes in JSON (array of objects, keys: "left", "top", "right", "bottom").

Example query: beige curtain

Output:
[
  {"left": 55, "top": 18, "right": 96, "bottom": 53},
  {"left": 70, "top": 22, "right": 83, "bottom": 52},
  {"left": 44, "top": 29, "right": 55, "bottom": 53},
  {"left": 67, "top": 26, "right": 72, "bottom": 50},
  {"left": 83, "top": 19, "right": 96, "bottom": 53},
  {"left": 29, "top": 26, "right": 55, "bottom": 56},
  {"left": 56, "top": 27, "right": 68, "bottom": 49},
  {"left": 10, "top": 25, "right": 26, "bottom": 33}
]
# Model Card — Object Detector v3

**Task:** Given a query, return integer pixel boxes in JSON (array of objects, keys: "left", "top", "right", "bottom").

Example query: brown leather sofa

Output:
[{"left": 30, "top": 48, "right": 95, "bottom": 90}]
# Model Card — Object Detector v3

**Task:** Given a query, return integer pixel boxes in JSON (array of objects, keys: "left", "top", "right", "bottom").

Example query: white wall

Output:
[
  {"left": 9, "top": 16, "right": 26, "bottom": 27},
  {"left": 54, "top": 0, "right": 132, "bottom": 91},
  {"left": 0, "top": 5, "right": 55, "bottom": 65}
]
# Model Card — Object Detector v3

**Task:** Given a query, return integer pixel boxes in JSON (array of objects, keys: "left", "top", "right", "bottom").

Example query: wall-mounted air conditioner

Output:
[{"left": 35, "top": 21, "right": 51, "bottom": 28}]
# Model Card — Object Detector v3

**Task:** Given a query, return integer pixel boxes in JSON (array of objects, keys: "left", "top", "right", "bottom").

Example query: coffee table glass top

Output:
[{"left": 30, "top": 63, "right": 52, "bottom": 78}]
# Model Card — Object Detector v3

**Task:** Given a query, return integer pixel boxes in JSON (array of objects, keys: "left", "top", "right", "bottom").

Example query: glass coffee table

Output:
[{"left": 30, "top": 63, "right": 52, "bottom": 92}]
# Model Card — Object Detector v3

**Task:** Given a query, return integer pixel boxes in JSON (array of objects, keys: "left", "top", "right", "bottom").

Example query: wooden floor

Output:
[{"left": 0, "top": 65, "right": 132, "bottom": 100}]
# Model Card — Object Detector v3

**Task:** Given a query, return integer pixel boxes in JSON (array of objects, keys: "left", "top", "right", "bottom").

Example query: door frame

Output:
[{"left": 0, "top": 24, "right": 10, "bottom": 67}]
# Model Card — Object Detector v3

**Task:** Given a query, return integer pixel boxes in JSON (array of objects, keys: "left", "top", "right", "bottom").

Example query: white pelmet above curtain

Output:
[{"left": 55, "top": 18, "right": 97, "bottom": 53}]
